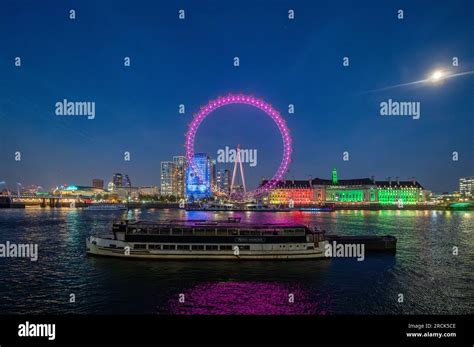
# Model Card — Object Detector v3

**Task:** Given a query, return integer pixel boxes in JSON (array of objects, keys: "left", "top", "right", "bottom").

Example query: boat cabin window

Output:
[
  {"left": 283, "top": 228, "right": 305, "bottom": 236},
  {"left": 149, "top": 227, "right": 160, "bottom": 234},
  {"left": 163, "top": 245, "right": 175, "bottom": 250},
  {"left": 228, "top": 229, "right": 238, "bottom": 236},
  {"left": 177, "top": 245, "right": 190, "bottom": 250},
  {"left": 216, "top": 230, "right": 228, "bottom": 236},
  {"left": 159, "top": 228, "right": 170, "bottom": 235},
  {"left": 194, "top": 228, "right": 206, "bottom": 235},
  {"left": 191, "top": 245, "right": 205, "bottom": 250},
  {"left": 183, "top": 229, "right": 193, "bottom": 235},
  {"left": 240, "top": 230, "right": 251, "bottom": 236},
  {"left": 134, "top": 244, "right": 147, "bottom": 249},
  {"left": 203, "top": 229, "right": 216, "bottom": 236},
  {"left": 220, "top": 245, "right": 232, "bottom": 250},
  {"left": 149, "top": 244, "right": 161, "bottom": 250},
  {"left": 206, "top": 245, "right": 218, "bottom": 250},
  {"left": 172, "top": 228, "right": 183, "bottom": 235},
  {"left": 238, "top": 245, "right": 250, "bottom": 250},
  {"left": 194, "top": 228, "right": 215, "bottom": 236},
  {"left": 250, "top": 230, "right": 261, "bottom": 236}
]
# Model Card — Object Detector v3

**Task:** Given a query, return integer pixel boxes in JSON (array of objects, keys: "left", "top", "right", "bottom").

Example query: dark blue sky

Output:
[{"left": 0, "top": 0, "right": 473, "bottom": 192}]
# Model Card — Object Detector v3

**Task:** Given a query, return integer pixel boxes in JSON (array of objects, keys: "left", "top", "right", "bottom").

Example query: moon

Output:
[{"left": 363, "top": 69, "right": 474, "bottom": 93}]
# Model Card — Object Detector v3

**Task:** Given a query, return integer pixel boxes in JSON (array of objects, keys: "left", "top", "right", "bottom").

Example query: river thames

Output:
[{"left": 0, "top": 208, "right": 472, "bottom": 315}]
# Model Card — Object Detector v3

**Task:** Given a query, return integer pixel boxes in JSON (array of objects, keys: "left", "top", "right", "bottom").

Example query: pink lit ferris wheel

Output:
[{"left": 185, "top": 93, "right": 292, "bottom": 201}]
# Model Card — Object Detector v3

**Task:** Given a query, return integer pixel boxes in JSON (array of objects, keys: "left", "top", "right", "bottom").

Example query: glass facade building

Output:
[
  {"left": 186, "top": 153, "right": 212, "bottom": 201},
  {"left": 173, "top": 156, "right": 187, "bottom": 198},
  {"left": 160, "top": 161, "right": 177, "bottom": 196},
  {"left": 459, "top": 177, "right": 474, "bottom": 197},
  {"left": 216, "top": 169, "right": 231, "bottom": 194},
  {"left": 112, "top": 173, "right": 123, "bottom": 188}
]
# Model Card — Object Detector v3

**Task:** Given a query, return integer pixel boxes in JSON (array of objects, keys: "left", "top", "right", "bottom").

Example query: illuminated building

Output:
[
  {"left": 107, "top": 181, "right": 114, "bottom": 192},
  {"left": 375, "top": 179, "right": 425, "bottom": 205},
  {"left": 113, "top": 173, "right": 123, "bottom": 188},
  {"left": 92, "top": 179, "right": 104, "bottom": 189},
  {"left": 262, "top": 169, "right": 426, "bottom": 205},
  {"left": 210, "top": 159, "right": 217, "bottom": 189},
  {"left": 160, "top": 161, "right": 177, "bottom": 196},
  {"left": 173, "top": 156, "right": 187, "bottom": 198},
  {"left": 186, "top": 153, "right": 212, "bottom": 201},
  {"left": 262, "top": 180, "right": 314, "bottom": 205},
  {"left": 21, "top": 185, "right": 43, "bottom": 194},
  {"left": 56, "top": 185, "right": 105, "bottom": 198},
  {"left": 459, "top": 177, "right": 474, "bottom": 197},
  {"left": 216, "top": 169, "right": 231, "bottom": 193},
  {"left": 138, "top": 186, "right": 159, "bottom": 196},
  {"left": 113, "top": 186, "right": 159, "bottom": 199},
  {"left": 313, "top": 171, "right": 375, "bottom": 203},
  {"left": 124, "top": 175, "right": 132, "bottom": 188}
]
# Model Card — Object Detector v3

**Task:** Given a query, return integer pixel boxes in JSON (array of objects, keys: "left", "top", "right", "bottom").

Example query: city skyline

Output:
[
  {"left": 1, "top": 0, "right": 473, "bottom": 193},
  {"left": 4, "top": 163, "right": 473, "bottom": 198},
  {"left": 1, "top": 152, "right": 472, "bottom": 195}
]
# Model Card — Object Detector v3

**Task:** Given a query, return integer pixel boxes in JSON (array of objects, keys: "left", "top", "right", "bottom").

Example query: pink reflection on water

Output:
[{"left": 166, "top": 281, "right": 330, "bottom": 315}]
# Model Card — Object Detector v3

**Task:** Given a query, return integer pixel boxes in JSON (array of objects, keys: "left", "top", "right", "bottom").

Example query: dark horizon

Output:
[{"left": 1, "top": 0, "right": 473, "bottom": 193}]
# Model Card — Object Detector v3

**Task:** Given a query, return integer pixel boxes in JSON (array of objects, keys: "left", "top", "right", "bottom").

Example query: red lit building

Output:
[{"left": 261, "top": 180, "right": 314, "bottom": 205}]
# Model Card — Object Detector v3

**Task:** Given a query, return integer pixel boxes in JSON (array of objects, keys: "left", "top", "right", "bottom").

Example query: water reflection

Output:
[
  {"left": 166, "top": 281, "right": 330, "bottom": 315},
  {"left": 0, "top": 208, "right": 472, "bottom": 314}
]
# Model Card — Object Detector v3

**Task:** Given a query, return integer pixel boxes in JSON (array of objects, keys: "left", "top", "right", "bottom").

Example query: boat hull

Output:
[{"left": 86, "top": 236, "right": 328, "bottom": 260}]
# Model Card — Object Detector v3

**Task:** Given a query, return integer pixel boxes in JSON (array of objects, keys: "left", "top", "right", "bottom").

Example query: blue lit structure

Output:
[{"left": 186, "top": 153, "right": 212, "bottom": 201}]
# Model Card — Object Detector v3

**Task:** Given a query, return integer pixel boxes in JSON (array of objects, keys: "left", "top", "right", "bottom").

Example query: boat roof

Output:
[{"left": 116, "top": 219, "right": 310, "bottom": 229}]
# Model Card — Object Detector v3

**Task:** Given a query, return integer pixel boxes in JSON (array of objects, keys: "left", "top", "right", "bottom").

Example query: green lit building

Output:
[
  {"left": 262, "top": 169, "right": 427, "bottom": 206},
  {"left": 312, "top": 169, "right": 425, "bottom": 205},
  {"left": 374, "top": 180, "right": 425, "bottom": 205}
]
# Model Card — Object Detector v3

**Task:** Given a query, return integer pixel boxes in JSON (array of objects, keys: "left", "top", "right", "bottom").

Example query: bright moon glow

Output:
[
  {"left": 430, "top": 70, "right": 446, "bottom": 82},
  {"left": 364, "top": 68, "right": 474, "bottom": 93}
]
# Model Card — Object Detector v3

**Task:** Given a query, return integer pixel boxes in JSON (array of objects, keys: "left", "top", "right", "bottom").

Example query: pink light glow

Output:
[{"left": 185, "top": 93, "right": 292, "bottom": 199}]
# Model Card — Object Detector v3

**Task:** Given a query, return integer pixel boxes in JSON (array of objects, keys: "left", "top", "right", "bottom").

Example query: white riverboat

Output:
[
  {"left": 84, "top": 204, "right": 127, "bottom": 211},
  {"left": 86, "top": 218, "right": 328, "bottom": 260}
]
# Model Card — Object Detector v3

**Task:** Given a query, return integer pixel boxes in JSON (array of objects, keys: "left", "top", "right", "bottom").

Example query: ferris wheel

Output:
[{"left": 185, "top": 93, "right": 292, "bottom": 201}]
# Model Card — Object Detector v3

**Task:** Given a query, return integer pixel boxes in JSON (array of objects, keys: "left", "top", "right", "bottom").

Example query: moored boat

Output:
[
  {"left": 86, "top": 217, "right": 328, "bottom": 260},
  {"left": 84, "top": 204, "right": 127, "bottom": 211}
]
